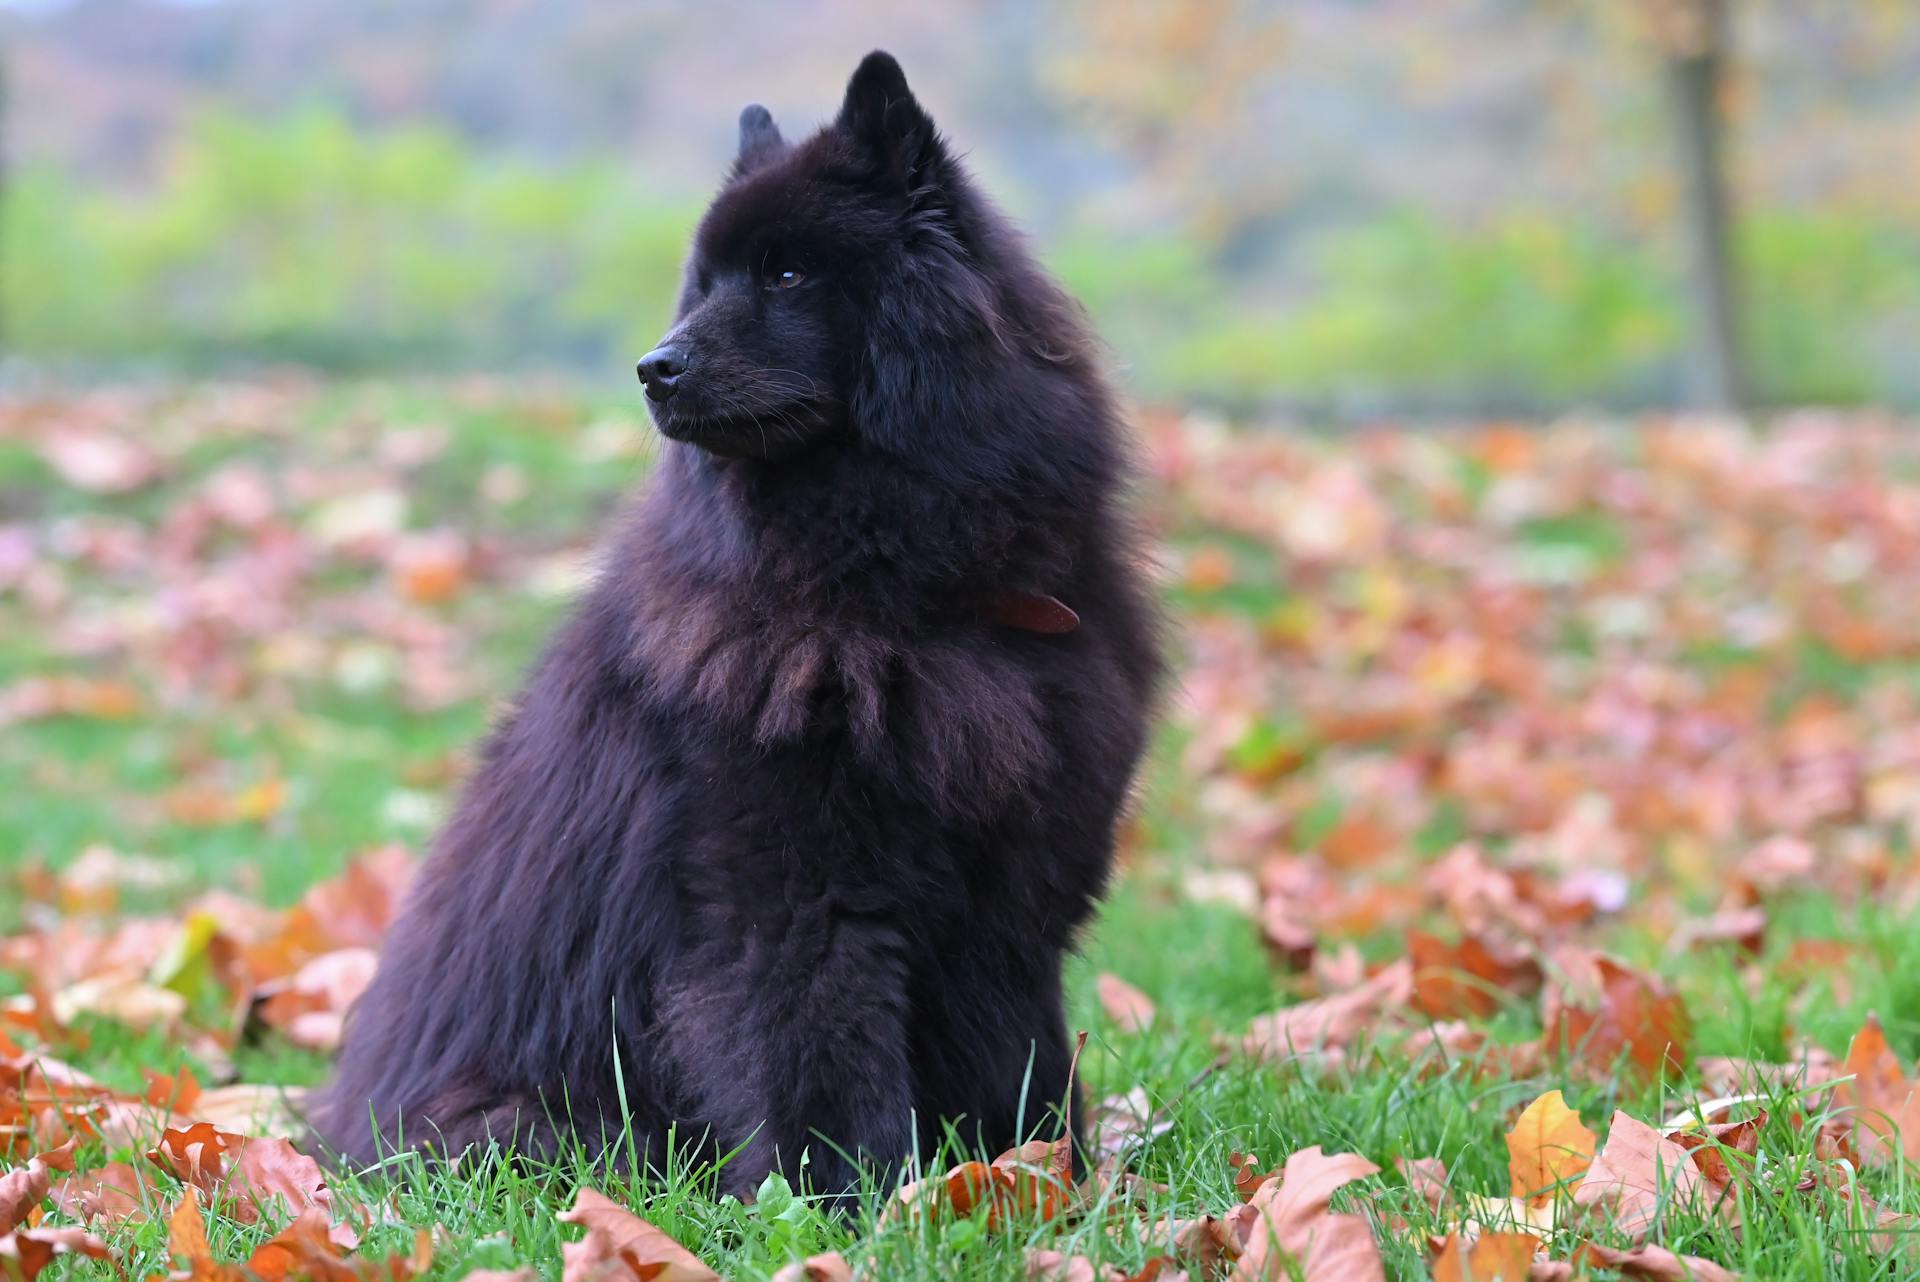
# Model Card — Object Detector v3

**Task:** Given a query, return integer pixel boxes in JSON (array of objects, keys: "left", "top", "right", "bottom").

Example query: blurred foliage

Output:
[
  {"left": 4, "top": 110, "right": 699, "bottom": 370},
  {"left": 7, "top": 109, "right": 1920, "bottom": 410}
]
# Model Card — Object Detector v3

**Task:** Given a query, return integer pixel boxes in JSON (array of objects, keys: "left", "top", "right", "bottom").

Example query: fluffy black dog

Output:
[{"left": 312, "top": 51, "right": 1159, "bottom": 1198}]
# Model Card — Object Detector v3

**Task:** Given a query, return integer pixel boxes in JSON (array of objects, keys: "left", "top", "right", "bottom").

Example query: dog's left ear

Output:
[
  {"left": 837, "top": 51, "right": 946, "bottom": 191},
  {"left": 733, "top": 104, "right": 785, "bottom": 177}
]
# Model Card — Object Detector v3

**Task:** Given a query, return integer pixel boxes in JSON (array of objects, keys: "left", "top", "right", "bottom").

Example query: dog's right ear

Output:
[
  {"left": 732, "top": 104, "right": 785, "bottom": 177},
  {"left": 837, "top": 51, "right": 946, "bottom": 193}
]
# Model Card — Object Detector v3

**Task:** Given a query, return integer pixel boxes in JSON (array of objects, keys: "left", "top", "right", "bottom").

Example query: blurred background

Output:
[
  {"left": 12, "top": 11, "right": 1920, "bottom": 1244},
  {"left": 5, "top": 0, "right": 1918, "bottom": 414}
]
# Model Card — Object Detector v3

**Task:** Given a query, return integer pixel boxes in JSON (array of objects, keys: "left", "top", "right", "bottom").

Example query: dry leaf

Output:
[
  {"left": 1832, "top": 1012, "right": 1920, "bottom": 1165},
  {"left": 1505, "top": 1091, "right": 1595, "bottom": 1207},
  {"left": 769, "top": 1253, "right": 853, "bottom": 1282},
  {"left": 0, "top": 1225, "right": 111, "bottom": 1281},
  {"left": 1430, "top": 1232, "right": 1538, "bottom": 1282},
  {"left": 1409, "top": 930, "right": 1540, "bottom": 1019},
  {"left": 557, "top": 1188, "right": 720, "bottom": 1282},
  {"left": 1572, "top": 1241, "right": 1740, "bottom": 1281},
  {"left": 1097, "top": 975, "right": 1157, "bottom": 1034},
  {"left": 1231, "top": 1146, "right": 1383, "bottom": 1282},
  {"left": 1242, "top": 960, "right": 1412, "bottom": 1063},
  {"left": 1542, "top": 953, "right": 1692, "bottom": 1084},
  {"left": 47, "top": 1162, "right": 149, "bottom": 1227},
  {"left": 0, "top": 1158, "right": 51, "bottom": 1234},
  {"left": 1573, "top": 1111, "right": 1703, "bottom": 1239}
]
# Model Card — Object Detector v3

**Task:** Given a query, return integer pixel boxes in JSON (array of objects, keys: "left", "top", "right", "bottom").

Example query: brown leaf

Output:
[
  {"left": 162, "top": 1194, "right": 244, "bottom": 1282},
  {"left": 1242, "top": 960, "right": 1412, "bottom": 1063},
  {"left": 1542, "top": 952, "right": 1692, "bottom": 1084},
  {"left": 1229, "top": 1152, "right": 1283, "bottom": 1203},
  {"left": 1430, "top": 1232, "right": 1538, "bottom": 1282},
  {"left": 1230, "top": 1146, "right": 1383, "bottom": 1282},
  {"left": 1573, "top": 1112, "right": 1704, "bottom": 1239},
  {"left": 557, "top": 1188, "right": 720, "bottom": 1282},
  {"left": 1097, "top": 974, "right": 1157, "bottom": 1034},
  {"left": 147, "top": 1122, "right": 241, "bottom": 1201},
  {"left": 1666, "top": 1112, "right": 1764, "bottom": 1194},
  {"left": 187, "top": 1084, "right": 309, "bottom": 1137},
  {"left": 1164, "top": 1211, "right": 1248, "bottom": 1274},
  {"left": 147, "top": 1125, "right": 345, "bottom": 1240},
  {"left": 47, "top": 1162, "right": 149, "bottom": 1227},
  {"left": 1572, "top": 1241, "right": 1741, "bottom": 1281},
  {"left": 0, "top": 1226, "right": 111, "bottom": 1281},
  {"left": 1832, "top": 1012, "right": 1920, "bottom": 1165},
  {"left": 253, "top": 948, "right": 381, "bottom": 1052},
  {"left": 0, "top": 1158, "right": 51, "bottom": 1234},
  {"left": 1505, "top": 1091, "right": 1595, "bottom": 1207},
  {"left": 1409, "top": 930, "right": 1540, "bottom": 1020},
  {"left": 769, "top": 1253, "right": 853, "bottom": 1282},
  {"left": 1026, "top": 1250, "right": 1185, "bottom": 1282}
]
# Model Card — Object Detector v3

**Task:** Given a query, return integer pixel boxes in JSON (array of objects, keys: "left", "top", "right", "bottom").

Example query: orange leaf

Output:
[
  {"left": 1409, "top": 930, "right": 1539, "bottom": 1020},
  {"left": 1430, "top": 1232, "right": 1537, "bottom": 1282},
  {"left": 0, "top": 1225, "right": 111, "bottom": 1281},
  {"left": 1832, "top": 1012, "right": 1920, "bottom": 1165},
  {"left": 1542, "top": 953, "right": 1691, "bottom": 1084},
  {"left": 1505, "top": 1090, "right": 1595, "bottom": 1206}
]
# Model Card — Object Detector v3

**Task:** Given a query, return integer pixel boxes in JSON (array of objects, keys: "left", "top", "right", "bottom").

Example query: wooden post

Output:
[{"left": 1656, "top": 0, "right": 1746, "bottom": 410}]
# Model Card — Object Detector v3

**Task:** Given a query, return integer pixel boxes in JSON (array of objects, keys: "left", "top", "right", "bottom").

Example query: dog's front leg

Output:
[{"left": 667, "top": 911, "right": 915, "bottom": 1202}]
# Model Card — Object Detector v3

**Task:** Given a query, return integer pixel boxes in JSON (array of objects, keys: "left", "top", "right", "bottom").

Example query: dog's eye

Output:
[{"left": 767, "top": 268, "right": 806, "bottom": 291}]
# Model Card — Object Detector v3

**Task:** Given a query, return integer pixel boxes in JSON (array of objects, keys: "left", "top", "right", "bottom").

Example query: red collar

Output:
[{"left": 980, "top": 588, "right": 1080, "bottom": 634}]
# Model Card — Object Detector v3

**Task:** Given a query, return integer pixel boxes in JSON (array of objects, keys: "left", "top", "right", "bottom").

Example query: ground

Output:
[{"left": 3, "top": 381, "right": 1918, "bottom": 1280}]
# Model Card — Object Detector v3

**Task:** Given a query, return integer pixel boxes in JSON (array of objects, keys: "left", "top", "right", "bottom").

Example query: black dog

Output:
[{"left": 312, "top": 51, "right": 1159, "bottom": 1198}]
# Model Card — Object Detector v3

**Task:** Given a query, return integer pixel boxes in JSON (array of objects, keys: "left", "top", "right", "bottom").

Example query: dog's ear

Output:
[
  {"left": 733, "top": 104, "right": 785, "bottom": 177},
  {"left": 837, "top": 51, "right": 946, "bottom": 192}
]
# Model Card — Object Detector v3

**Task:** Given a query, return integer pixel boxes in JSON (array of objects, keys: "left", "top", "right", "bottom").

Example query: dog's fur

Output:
[{"left": 311, "top": 52, "right": 1160, "bottom": 1196}]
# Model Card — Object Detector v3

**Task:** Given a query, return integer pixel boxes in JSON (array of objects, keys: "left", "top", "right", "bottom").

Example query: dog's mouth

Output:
[{"left": 648, "top": 398, "right": 842, "bottom": 461}]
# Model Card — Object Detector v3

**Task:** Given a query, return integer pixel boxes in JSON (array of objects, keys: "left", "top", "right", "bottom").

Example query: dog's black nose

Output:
[{"left": 636, "top": 345, "right": 688, "bottom": 401}]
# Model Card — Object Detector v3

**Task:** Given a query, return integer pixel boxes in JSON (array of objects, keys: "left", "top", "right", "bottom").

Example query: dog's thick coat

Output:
[{"left": 313, "top": 52, "right": 1159, "bottom": 1195}]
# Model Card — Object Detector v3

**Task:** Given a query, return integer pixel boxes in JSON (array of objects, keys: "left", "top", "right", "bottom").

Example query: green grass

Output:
[{"left": 7, "top": 382, "right": 1920, "bottom": 1279}]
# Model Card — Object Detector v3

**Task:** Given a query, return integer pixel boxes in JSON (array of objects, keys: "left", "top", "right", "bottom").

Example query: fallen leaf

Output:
[
  {"left": 1832, "top": 1012, "right": 1920, "bottom": 1165},
  {"left": 769, "top": 1254, "right": 852, "bottom": 1282},
  {"left": 0, "top": 1158, "right": 50, "bottom": 1234},
  {"left": 0, "top": 1226, "right": 111, "bottom": 1281},
  {"left": 1242, "top": 960, "right": 1412, "bottom": 1063},
  {"left": 1572, "top": 1241, "right": 1740, "bottom": 1281},
  {"left": 47, "top": 1162, "right": 149, "bottom": 1227},
  {"left": 1231, "top": 1146, "right": 1384, "bottom": 1282},
  {"left": 1229, "top": 1152, "right": 1283, "bottom": 1203},
  {"left": 1097, "top": 975, "right": 1157, "bottom": 1034},
  {"left": 1542, "top": 953, "right": 1692, "bottom": 1084},
  {"left": 1430, "top": 1231, "right": 1537, "bottom": 1282},
  {"left": 1573, "top": 1111, "right": 1703, "bottom": 1239},
  {"left": 253, "top": 948, "right": 380, "bottom": 1051},
  {"left": 557, "top": 1188, "right": 719, "bottom": 1282},
  {"left": 1410, "top": 930, "right": 1540, "bottom": 1020},
  {"left": 1505, "top": 1090, "right": 1595, "bottom": 1207}
]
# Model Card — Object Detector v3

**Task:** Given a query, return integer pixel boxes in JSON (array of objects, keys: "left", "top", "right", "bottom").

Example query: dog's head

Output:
[{"left": 638, "top": 51, "right": 1041, "bottom": 463}]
